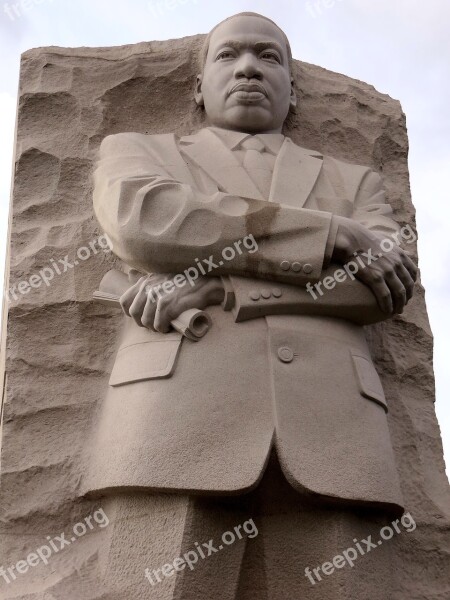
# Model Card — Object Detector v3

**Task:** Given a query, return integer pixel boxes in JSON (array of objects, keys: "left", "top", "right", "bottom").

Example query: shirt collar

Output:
[{"left": 208, "top": 126, "right": 285, "bottom": 156}]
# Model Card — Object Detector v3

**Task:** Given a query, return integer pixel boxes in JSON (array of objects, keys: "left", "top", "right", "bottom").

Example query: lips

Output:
[{"left": 230, "top": 82, "right": 268, "bottom": 97}]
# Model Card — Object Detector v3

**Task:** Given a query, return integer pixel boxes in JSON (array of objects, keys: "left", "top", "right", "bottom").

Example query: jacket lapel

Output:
[
  {"left": 179, "top": 129, "right": 265, "bottom": 200},
  {"left": 269, "top": 138, "right": 323, "bottom": 208}
]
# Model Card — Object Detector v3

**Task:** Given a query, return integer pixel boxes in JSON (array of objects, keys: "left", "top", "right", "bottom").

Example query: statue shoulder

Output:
[
  {"left": 317, "top": 148, "right": 382, "bottom": 192},
  {"left": 98, "top": 132, "right": 179, "bottom": 158},
  {"left": 287, "top": 139, "right": 383, "bottom": 198},
  {"left": 324, "top": 153, "right": 376, "bottom": 178}
]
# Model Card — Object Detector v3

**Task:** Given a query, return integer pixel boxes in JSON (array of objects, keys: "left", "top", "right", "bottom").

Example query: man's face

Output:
[{"left": 196, "top": 16, "right": 296, "bottom": 134}]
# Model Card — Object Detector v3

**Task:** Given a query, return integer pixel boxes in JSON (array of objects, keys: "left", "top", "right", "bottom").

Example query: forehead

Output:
[{"left": 208, "top": 16, "right": 288, "bottom": 57}]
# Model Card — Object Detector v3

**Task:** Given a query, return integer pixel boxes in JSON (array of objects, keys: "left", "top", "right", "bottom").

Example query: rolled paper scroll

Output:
[{"left": 169, "top": 308, "right": 212, "bottom": 341}]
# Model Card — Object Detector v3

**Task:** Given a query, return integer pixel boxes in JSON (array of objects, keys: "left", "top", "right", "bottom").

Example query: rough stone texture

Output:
[{"left": 0, "top": 35, "right": 449, "bottom": 599}]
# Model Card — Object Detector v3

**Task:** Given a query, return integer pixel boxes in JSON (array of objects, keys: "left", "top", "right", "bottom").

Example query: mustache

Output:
[{"left": 229, "top": 81, "right": 268, "bottom": 96}]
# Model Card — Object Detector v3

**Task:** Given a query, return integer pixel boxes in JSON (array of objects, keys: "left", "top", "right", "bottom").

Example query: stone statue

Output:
[{"left": 83, "top": 12, "right": 418, "bottom": 599}]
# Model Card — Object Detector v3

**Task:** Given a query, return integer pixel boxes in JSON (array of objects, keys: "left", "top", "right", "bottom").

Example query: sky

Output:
[{"left": 0, "top": 0, "right": 449, "bottom": 472}]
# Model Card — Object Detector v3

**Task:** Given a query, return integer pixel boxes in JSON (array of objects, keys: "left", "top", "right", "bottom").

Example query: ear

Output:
[
  {"left": 289, "top": 77, "right": 297, "bottom": 111},
  {"left": 195, "top": 74, "right": 204, "bottom": 106}
]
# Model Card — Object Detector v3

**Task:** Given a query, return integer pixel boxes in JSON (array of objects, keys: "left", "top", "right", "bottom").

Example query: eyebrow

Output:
[{"left": 214, "top": 40, "right": 285, "bottom": 60}]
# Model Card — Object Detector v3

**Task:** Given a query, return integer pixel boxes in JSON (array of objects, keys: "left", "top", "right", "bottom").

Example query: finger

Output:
[
  {"left": 129, "top": 282, "right": 151, "bottom": 327},
  {"left": 119, "top": 276, "right": 147, "bottom": 316},
  {"left": 394, "top": 262, "right": 415, "bottom": 302},
  {"left": 154, "top": 296, "right": 177, "bottom": 334},
  {"left": 358, "top": 270, "right": 393, "bottom": 314},
  {"left": 385, "top": 272, "right": 407, "bottom": 314},
  {"left": 141, "top": 291, "right": 158, "bottom": 330},
  {"left": 401, "top": 252, "right": 418, "bottom": 282}
]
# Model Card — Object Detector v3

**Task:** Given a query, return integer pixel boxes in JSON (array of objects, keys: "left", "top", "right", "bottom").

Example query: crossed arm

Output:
[{"left": 94, "top": 133, "right": 417, "bottom": 332}]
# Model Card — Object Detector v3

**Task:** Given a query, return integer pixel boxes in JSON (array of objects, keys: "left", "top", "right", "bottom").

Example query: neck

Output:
[{"left": 209, "top": 124, "right": 283, "bottom": 135}]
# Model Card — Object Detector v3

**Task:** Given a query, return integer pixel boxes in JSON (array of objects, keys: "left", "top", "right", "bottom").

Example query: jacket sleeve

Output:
[
  {"left": 228, "top": 166, "right": 401, "bottom": 324},
  {"left": 93, "top": 133, "right": 334, "bottom": 285},
  {"left": 227, "top": 272, "right": 386, "bottom": 326},
  {"left": 352, "top": 168, "right": 401, "bottom": 238}
]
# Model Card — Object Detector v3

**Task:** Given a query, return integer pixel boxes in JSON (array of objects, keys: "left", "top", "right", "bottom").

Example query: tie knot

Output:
[{"left": 241, "top": 136, "right": 266, "bottom": 153}]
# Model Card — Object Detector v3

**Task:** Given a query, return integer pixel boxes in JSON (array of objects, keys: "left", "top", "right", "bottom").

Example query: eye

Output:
[
  {"left": 216, "top": 50, "right": 235, "bottom": 61},
  {"left": 260, "top": 51, "right": 281, "bottom": 63}
]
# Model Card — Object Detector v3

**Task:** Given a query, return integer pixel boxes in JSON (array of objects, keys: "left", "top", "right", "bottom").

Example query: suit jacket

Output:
[{"left": 83, "top": 127, "right": 404, "bottom": 513}]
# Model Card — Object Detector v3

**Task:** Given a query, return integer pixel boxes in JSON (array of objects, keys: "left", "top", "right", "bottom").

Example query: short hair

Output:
[{"left": 198, "top": 12, "right": 294, "bottom": 74}]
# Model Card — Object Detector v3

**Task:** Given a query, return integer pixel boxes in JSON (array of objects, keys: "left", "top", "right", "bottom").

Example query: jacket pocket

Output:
[
  {"left": 350, "top": 351, "right": 388, "bottom": 412},
  {"left": 109, "top": 334, "right": 183, "bottom": 386}
]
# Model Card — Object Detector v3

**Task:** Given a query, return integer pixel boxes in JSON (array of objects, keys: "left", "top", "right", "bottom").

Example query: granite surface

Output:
[{"left": 0, "top": 34, "right": 449, "bottom": 599}]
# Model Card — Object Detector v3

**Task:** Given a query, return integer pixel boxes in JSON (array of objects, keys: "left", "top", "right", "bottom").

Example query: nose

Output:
[{"left": 234, "top": 52, "right": 263, "bottom": 80}]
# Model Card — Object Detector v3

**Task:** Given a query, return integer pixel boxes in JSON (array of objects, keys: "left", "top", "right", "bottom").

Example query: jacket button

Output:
[
  {"left": 303, "top": 263, "right": 313, "bottom": 274},
  {"left": 278, "top": 347, "right": 294, "bottom": 363},
  {"left": 280, "top": 261, "right": 290, "bottom": 271},
  {"left": 261, "top": 289, "right": 271, "bottom": 299},
  {"left": 292, "top": 262, "right": 302, "bottom": 272},
  {"left": 272, "top": 288, "right": 282, "bottom": 298},
  {"left": 249, "top": 291, "right": 260, "bottom": 301}
]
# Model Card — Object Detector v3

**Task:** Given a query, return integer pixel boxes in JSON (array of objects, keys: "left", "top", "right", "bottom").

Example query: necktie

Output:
[{"left": 241, "top": 136, "right": 273, "bottom": 200}]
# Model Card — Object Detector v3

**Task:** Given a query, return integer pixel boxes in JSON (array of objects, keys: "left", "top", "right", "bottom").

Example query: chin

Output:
[{"left": 223, "top": 107, "right": 277, "bottom": 133}]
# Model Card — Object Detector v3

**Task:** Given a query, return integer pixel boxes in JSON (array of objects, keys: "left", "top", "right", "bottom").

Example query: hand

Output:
[
  {"left": 119, "top": 274, "right": 225, "bottom": 333},
  {"left": 331, "top": 216, "right": 418, "bottom": 314}
]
